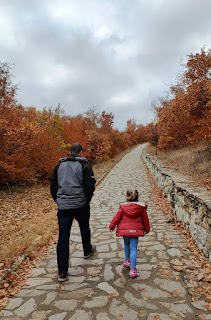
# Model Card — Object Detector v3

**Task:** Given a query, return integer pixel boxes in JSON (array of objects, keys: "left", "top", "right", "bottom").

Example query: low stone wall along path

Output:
[{"left": 1, "top": 144, "right": 211, "bottom": 320}]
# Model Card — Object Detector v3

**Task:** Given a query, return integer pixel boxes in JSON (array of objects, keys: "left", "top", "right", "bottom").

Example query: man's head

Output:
[{"left": 70, "top": 142, "right": 83, "bottom": 155}]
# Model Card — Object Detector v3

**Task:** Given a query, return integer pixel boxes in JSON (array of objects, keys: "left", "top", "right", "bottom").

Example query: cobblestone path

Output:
[{"left": 1, "top": 145, "right": 210, "bottom": 320}]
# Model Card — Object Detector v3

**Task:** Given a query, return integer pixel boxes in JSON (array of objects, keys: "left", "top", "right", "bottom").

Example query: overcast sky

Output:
[{"left": 0, "top": 0, "right": 211, "bottom": 130}]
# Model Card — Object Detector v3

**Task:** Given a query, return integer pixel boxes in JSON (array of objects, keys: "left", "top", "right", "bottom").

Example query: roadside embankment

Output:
[{"left": 142, "top": 150, "right": 211, "bottom": 261}]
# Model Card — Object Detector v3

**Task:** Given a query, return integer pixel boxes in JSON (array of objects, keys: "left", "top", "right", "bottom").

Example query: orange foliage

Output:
[
  {"left": 156, "top": 48, "right": 211, "bottom": 149},
  {"left": 0, "top": 62, "right": 152, "bottom": 185},
  {"left": 139, "top": 123, "right": 156, "bottom": 145},
  {"left": 61, "top": 114, "right": 92, "bottom": 157},
  {"left": 1, "top": 48, "right": 210, "bottom": 184},
  {"left": 29, "top": 127, "right": 64, "bottom": 180},
  {"left": 0, "top": 103, "right": 39, "bottom": 183}
]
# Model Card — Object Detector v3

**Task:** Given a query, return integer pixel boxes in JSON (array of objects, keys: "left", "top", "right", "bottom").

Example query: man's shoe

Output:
[
  {"left": 84, "top": 244, "right": 96, "bottom": 259},
  {"left": 58, "top": 273, "right": 67, "bottom": 282}
]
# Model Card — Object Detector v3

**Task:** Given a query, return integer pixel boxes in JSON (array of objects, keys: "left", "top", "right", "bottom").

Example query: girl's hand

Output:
[{"left": 110, "top": 228, "right": 114, "bottom": 232}]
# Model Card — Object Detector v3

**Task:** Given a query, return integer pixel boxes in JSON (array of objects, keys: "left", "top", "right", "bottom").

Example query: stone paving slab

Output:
[{"left": 0, "top": 144, "right": 210, "bottom": 320}]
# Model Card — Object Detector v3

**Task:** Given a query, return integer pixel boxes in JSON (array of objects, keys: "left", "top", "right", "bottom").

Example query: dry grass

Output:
[
  {"left": 0, "top": 185, "right": 58, "bottom": 269},
  {"left": 145, "top": 143, "right": 211, "bottom": 190},
  {"left": 0, "top": 147, "right": 133, "bottom": 270}
]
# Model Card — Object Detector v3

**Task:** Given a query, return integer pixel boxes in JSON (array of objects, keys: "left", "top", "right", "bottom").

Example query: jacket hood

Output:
[
  {"left": 59, "top": 155, "right": 88, "bottom": 163},
  {"left": 120, "top": 202, "right": 146, "bottom": 218}
]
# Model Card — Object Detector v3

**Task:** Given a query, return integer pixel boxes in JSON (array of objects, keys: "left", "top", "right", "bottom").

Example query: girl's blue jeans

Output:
[{"left": 123, "top": 236, "right": 138, "bottom": 269}]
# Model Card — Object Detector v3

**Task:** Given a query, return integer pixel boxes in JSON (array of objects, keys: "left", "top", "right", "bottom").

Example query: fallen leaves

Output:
[
  {"left": 198, "top": 273, "right": 205, "bottom": 281},
  {"left": 0, "top": 234, "right": 58, "bottom": 310},
  {"left": 0, "top": 297, "right": 9, "bottom": 310},
  {"left": 0, "top": 289, "right": 7, "bottom": 298},
  {"left": 197, "top": 273, "right": 211, "bottom": 283},
  {"left": 175, "top": 300, "right": 186, "bottom": 304},
  {"left": 0, "top": 184, "right": 60, "bottom": 309},
  {"left": 203, "top": 302, "right": 211, "bottom": 311},
  {"left": 0, "top": 185, "right": 58, "bottom": 269},
  {"left": 172, "top": 289, "right": 181, "bottom": 297},
  {"left": 158, "top": 269, "right": 173, "bottom": 277},
  {"left": 87, "top": 291, "right": 94, "bottom": 298},
  {"left": 117, "top": 297, "right": 124, "bottom": 301},
  {"left": 26, "top": 289, "right": 34, "bottom": 294},
  {"left": 172, "top": 265, "right": 186, "bottom": 271},
  {"left": 179, "top": 312, "right": 185, "bottom": 318}
]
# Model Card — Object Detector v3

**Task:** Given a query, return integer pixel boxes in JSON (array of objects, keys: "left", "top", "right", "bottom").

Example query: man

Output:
[{"left": 50, "top": 142, "right": 96, "bottom": 282}]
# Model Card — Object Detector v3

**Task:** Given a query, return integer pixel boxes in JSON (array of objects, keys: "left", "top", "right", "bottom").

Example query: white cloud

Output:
[
  {"left": 109, "top": 93, "right": 135, "bottom": 105},
  {"left": 0, "top": 0, "right": 210, "bottom": 130},
  {"left": 0, "top": 13, "right": 17, "bottom": 47}
]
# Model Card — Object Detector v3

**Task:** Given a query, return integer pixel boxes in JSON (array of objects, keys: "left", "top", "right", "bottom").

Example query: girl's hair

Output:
[{"left": 126, "top": 189, "right": 138, "bottom": 202}]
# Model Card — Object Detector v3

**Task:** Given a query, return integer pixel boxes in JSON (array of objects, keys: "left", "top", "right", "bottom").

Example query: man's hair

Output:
[{"left": 70, "top": 142, "right": 83, "bottom": 154}]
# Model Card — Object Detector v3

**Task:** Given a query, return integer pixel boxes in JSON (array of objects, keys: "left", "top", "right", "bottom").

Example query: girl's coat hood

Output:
[{"left": 120, "top": 202, "right": 147, "bottom": 218}]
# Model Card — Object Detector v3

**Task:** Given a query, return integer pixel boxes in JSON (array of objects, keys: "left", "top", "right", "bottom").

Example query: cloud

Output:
[{"left": 0, "top": 0, "right": 210, "bottom": 130}]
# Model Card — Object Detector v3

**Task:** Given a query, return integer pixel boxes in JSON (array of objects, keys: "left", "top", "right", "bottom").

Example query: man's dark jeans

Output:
[{"left": 57, "top": 203, "right": 92, "bottom": 275}]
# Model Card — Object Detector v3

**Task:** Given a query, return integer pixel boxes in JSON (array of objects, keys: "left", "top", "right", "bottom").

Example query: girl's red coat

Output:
[{"left": 109, "top": 202, "right": 150, "bottom": 237}]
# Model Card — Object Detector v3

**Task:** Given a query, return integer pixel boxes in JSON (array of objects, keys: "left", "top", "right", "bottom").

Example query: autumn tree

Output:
[
  {"left": 30, "top": 107, "right": 66, "bottom": 180},
  {"left": 0, "top": 63, "right": 66, "bottom": 183},
  {"left": 84, "top": 110, "right": 114, "bottom": 162},
  {"left": 156, "top": 48, "right": 211, "bottom": 149},
  {"left": 98, "top": 111, "right": 114, "bottom": 134},
  {"left": 0, "top": 105, "right": 40, "bottom": 183},
  {"left": 125, "top": 120, "right": 139, "bottom": 145},
  {"left": 0, "top": 62, "right": 39, "bottom": 183},
  {"left": 0, "top": 62, "right": 17, "bottom": 108},
  {"left": 0, "top": 62, "right": 153, "bottom": 185}
]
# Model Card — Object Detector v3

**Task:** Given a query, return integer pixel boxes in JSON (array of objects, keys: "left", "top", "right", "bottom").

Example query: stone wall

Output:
[{"left": 142, "top": 151, "right": 211, "bottom": 261}]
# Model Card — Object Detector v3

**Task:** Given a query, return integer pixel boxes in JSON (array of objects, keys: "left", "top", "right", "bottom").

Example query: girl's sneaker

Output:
[
  {"left": 129, "top": 268, "right": 140, "bottom": 278},
  {"left": 124, "top": 259, "right": 131, "bottom": 268}
]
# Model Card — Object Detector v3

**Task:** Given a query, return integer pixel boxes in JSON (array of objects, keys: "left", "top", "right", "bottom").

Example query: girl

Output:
[{"left": 109, "top": 189, "right": 150, "bottom": 277}]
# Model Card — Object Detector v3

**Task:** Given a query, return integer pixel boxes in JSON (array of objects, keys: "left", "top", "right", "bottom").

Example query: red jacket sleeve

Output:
[
  {"left": 142, "top": 208, "right": 150, "bottom": 233},
  {"left": 109, "top": 208, "right": 123, "bottom": 230}
]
